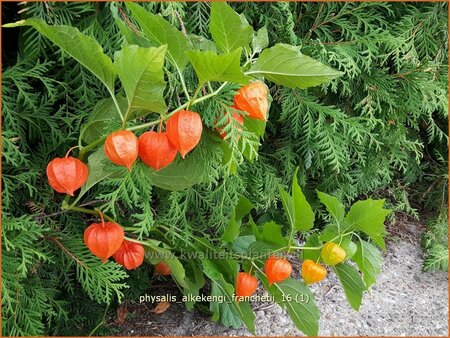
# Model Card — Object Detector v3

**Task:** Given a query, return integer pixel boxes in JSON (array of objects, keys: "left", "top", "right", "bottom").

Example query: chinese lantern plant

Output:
[
  {"left": 193, "top": 168, "right": 392, "bottom": 336},
  {"left": 3, "top": 1, "right": 353, "bottom": 336}
]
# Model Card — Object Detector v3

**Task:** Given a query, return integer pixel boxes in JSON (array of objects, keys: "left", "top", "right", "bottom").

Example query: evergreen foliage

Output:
[{"left": 2, "top": 2, "right": 447, "bottom": 336}]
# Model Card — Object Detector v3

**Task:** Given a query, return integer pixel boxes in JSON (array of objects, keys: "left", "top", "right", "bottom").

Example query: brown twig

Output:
[
  {"left": 119, "top": 7, "right": 141, "bottom": 36},
  {"left": 46, "top": 236, "right": 87, "bottom": 268},
  {"left": 174, "top": 10, "right": 187, "bottom": 36}
]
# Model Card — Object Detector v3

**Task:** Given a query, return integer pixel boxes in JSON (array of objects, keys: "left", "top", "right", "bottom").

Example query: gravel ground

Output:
[{"left": 113, "top": 217, "right": 448, "bottom": 336}]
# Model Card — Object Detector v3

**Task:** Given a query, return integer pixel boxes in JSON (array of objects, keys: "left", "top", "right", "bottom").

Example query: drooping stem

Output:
[
  {"left": 65, "top": 145, "right": 81, "bottom": 158},
  {"left": 96, "top": 208, "right": 105, "bottom": 226}
]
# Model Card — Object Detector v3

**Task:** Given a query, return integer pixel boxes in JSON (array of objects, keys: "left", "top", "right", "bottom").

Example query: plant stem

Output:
[
  {"left": 88, "top": 304, "right": 109, "bottom": 337},
  {"left": 188, "top": 82, "right": 204, "bottom": 109},
  {"left": 127, "top": 82, "right": 228, "bottom": 132},
  {"left": 108, "top": 89, "right": 124, "bottom": 122},
  {"left": 176, "top": 65, "right": 190, "bottom": 100},
  {"left": 289, "top": 246, "right": 322, "bottom": 250},
  {"left": 121, "top": 106, "right": 132, "bottom": 129},
  {"left": 64, "top": 205, "right": 116, "bottom": 223},
  {"left": 79, "top": 136, "right": 106, "bottom": 161}
]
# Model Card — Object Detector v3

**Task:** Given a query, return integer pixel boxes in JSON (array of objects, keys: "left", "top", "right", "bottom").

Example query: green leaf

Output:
[
  {"left": 183, "top": 262, "right": 205, "bottom": 310},
  {"left": 209, "top": 2, "right": 253, "bottom": 53},
  {"left": 249, "top": 44, "right": 343, "bottom": 89},
  {"left": 143, "top": 241, "right": 187, "bottom": 288},
  {"left": 222, "top": 218, "right": 240, "bottom": 243},
  {"left": 73, "top": 147, "right": 127, "bottom": 205},
  {"left": 164, "top": 257, "right": 187, "bottom": 289},
  {"left": 202, "top": 260, "right": 255, "bottom": 333},
  {"left": 301, "top": 234, "right": 321, "bottom": 261},
  {"left": 114, "top": 45, "right": 167, "bottom": 116},
  {"left": 344, "top": 199, "right": 391, "bottom": 249},
  {"left": 4, "top": 19, "right": 116, "bottom": 91},
  {"left": 186, "top": 49, "right": 249, "bottom": 84},
  {"left": 234, "top": 196, "right": 254, "bottom": 221},
  {"left": 262, "top": 221, "right": 287, "bottom": 246},
  {"left": 317, "top": 190, "right": 345, "bottom": 223},
  {"left": 279, "top": 185, "right": 294, "bottom": 229},
  {"left": 126, "top": 2, "right": 190, "bottom": 70},
  {"left": 222, "top": 195, "right": 254, "bottom": 243},
  {"left": 353, "top": 240, "right": 383, "bottom": 288},
  {"left": 252, "top": 26, "right": 269, "bottom": 54},
  {"left": 149, "top": 132, "right": 223, "bottom": 191},
  {"left": 292, "top": 168, "right": 315, "bottom": 231},
  {"left": 262, "top": 277, "right": 320, "bottom": 336},
  {"left": 333, "top": 263, "right": 366, "bottom": 311},
  {"left": 340, "top": 237, "right": 358, "bottom": 261},
  {"left": 231, "top": 235, "right": 256, "bottom": 254},
  {"left": 247, "top": 241, "right": 283, "bottom": 258},
  {"left": 80, "top": 97, "right": 127, "bottom": 144},
  {"left": 318, "top": 224, "right": 339, "bottom": 242}
]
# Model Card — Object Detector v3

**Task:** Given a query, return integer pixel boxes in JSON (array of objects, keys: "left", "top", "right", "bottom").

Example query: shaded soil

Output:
[{"left": 109, "top": 215, "right": 448, "bottom": 336}]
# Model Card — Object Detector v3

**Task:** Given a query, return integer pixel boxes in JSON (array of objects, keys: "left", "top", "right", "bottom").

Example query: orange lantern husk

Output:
[
  {"left": 138, "top": 131, "right": 178, "bottom": 170},
  {"left": 104, "top": 130, "right": 139, "bottom": 170},
  {"left": 166, "top": 110, "right": 203, "bottom": 158}
]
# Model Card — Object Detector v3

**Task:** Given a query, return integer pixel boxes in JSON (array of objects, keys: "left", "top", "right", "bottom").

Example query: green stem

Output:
[
  {"left": 127, "top": 82, "right": 228, "bottom": 132},
  {"left": 108, "top": 89, "right": 124, "bottom": 122},
  {"left": 121, "top": 106, "right": 132, "bottom": 129},
  {"left": 89, "top": 304, "right": 109, "bottom": 337},
  {"left": 176, "top": 65, "right": 190, "bottom": 101},
  {"left": 79, "top": 136, "right": 106, "bottom": 161},
  {"left": 64, "top": 205, "right": 116, "bottom": 223},
  {"left": 289, "top": 246, "right": 322, "bottom": 250},
  {"left": 188, "top": 82, "right": 204, "bottom": 109}
]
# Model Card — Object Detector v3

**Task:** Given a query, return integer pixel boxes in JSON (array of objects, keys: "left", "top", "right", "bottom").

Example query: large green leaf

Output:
[
  {"left": 4, "top": 19, "right": 116, "bottom": 91},
  {"left": 80, "top": 97, "right": 127, "bottom": 144},
  {"left": 292, "top": 168, "right": 315, "bottom": 231},
  {"left": 353, "top": 240, "right": 383, "bottom": 288},
  {"left": 252, "top": 27, "right": 269, "bottom": 54},
  {"left": 143, "top": 241, "right": 187, "bottom": 288},
  {"left": 149, "top": 132, "right": 223, "bottom": 191},
  {"left": 202, "top": 260, "right": 255, "bottom": 333},
  {"left": 126, "top": 2, "right": 190, "bottom": 70},
  {"left": 114, "top": 45, "right": 167, "bottom": 116},
  {"left": 333, "top": 263, "right": 366, "bottom": 311},
  {"left": 186, "top": 49, "right": 249, "bottom": 84},
  {"left": 183, "top": 261, "right": 206, "bottom": 310},
  {"left": 247, "top": 241, "right": 283, "bottom": 258},
  {"left": 222, "top": 218, "right": 240, "bottom": 243},
  {"left": 249, "top": 44, "right": 343, "bottom": 89},
  {"left": 73, "top": 147, "right": 127, "bottom": 205},
  {"left": 231, "top": 235, "right": 256, "bottom": 254},
  {"left": 209, "top": 2, "right": 253, "bottom": 53},
  {"left": 234, "top": 196, "right": 254, "bottom": 221},
  {"left": 261, "top": 276, "right": 320, "bottom": 336},
  {"left": 344, "top": 199, "right": 391, "bottom": 249},
  {"left": 222, "top": 196, "right": 254, "bottom": 243},
  {"left": 262, "top": 221, "right": 287, "bottom": 246},
  {"left": 317, "top": 190, "right": 345, "bottom": 223}
]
